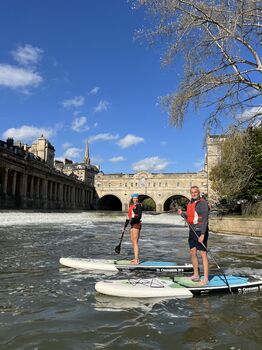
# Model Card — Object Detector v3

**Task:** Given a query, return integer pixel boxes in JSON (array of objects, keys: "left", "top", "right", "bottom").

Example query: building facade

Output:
[
  {"left": 0, "top": 134, "right": 222, "bottom": 211},
  {"left": 94, "top": 170, "right": 208, "bottom": 212},
  {"left": 0, "top": 137, "right": 97, "bottom": 210}
]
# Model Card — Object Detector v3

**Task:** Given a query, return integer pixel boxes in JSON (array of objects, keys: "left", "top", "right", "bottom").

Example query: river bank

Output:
[{"left": 209, "top": 216, "right": 262, "bottom": 237}]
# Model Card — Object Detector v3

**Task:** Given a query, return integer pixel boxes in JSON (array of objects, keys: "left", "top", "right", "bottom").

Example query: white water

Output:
[{"left": 0, "top": 211, "right": 185, "bottom": 227}]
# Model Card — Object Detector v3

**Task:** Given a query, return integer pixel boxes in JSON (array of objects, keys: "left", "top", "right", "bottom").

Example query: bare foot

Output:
[
  {"left": 130, "top": 259, "right": 139, "bottom": 265},
  {"left": 188, "top": 275, "right": 200, "bottom": 281},
  {"left": 200, "top": 279, "right": 208, "bottom": 286}
]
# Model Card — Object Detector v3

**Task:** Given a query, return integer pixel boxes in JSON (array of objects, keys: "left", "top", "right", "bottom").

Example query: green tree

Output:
[
  {"left": 209, "top": 126, "right": 262, "bottom": 199},
  {"left": 142, "top": 197, "right": 156, "bottom": 211},
  {"left": 134, "top": 0, "right": 262, "bottom": 129}
]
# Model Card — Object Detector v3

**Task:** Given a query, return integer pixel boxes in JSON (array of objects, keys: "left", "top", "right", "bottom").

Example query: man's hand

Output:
[
  {"left": 198, "top": 234, "right": 205, "bottom": 243},
  {"left": 177, "top": 208, "right": 183, "bottom": 215}
]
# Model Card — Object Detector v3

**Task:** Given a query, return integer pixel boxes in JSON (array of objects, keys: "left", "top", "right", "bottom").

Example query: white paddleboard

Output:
[
  {"left": 95, "top": 278, "right": 193, "bottom": 298},
  {"left": 95, "top": 275, "right": 262, "bottom": 298},
  {"left": 59, "top": 257, "right": 193, "bottom": 273},
  {"left": 59, "top": 257, "right": 118, "bottom": 271}
]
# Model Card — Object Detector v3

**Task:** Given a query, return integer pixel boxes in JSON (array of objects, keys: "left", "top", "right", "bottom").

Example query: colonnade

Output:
[{"left": 0, "top": 165, "right": 93, "bottom": 209}]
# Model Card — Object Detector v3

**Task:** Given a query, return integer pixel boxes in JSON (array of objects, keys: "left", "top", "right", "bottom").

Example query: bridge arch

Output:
[
  {"left": 163, "top": 194, "right": 189, "bottom": 212},
  {"left": 138, "top": 194, "right": 156, "bottom": 212},
  {"left": 98, "top": 194, "right": 122, "bottom": 211}
]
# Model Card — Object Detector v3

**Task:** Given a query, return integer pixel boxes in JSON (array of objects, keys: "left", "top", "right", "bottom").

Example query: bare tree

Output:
[{"left": 134, "top": 0, "right": 262, "bottom": 129}]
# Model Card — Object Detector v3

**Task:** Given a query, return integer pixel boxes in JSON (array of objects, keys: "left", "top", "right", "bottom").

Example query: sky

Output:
[{"left": 0, "top": 0, "right": 212, "bottom": 174}]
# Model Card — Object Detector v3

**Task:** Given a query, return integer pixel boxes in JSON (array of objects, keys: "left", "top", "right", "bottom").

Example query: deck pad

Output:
[
  {"left": 114, "top": 260, "right": 178, "bottom": 267},
  {"left": 174, "top": 275, "right": 249, "bottom": 288}
]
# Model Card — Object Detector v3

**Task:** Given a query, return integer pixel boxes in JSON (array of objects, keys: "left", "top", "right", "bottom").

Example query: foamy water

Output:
[{"left": 0, "top": 210, "right": 184, "bottom": 226}]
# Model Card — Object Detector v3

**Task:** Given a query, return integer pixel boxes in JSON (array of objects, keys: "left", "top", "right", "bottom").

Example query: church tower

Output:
[{"left": 84, "top": 141, "right": 90, "bottom": 165}]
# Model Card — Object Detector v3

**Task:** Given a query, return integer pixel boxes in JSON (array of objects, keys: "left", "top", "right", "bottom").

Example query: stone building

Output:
[
  {"left": 29, "top": 135, "right": 55, "bottom": 167},
  {"left": 0, "top": 137, "right": 96, "bottom": 210},
  {"left": 54, "top": 142, "right": 99, "bottom": 187},
  {"left": 0, "top": 133, "right": 223, "bottom": 211},
  {"left": 95, "top": 170, "right": 208, "bottom": 212},
  {"left": 93, "top": 134, "right": 224, "bottom": 212},
  {"left": 205, "top": 134, "right": 226, "bottom": 202}
]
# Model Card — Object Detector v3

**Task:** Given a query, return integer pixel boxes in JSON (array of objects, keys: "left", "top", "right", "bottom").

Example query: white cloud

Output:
[
  {"left": 109, "top": 156, "right": 126, "bottom": 163},
  {"left": 93, "top": 122, "right": 98, "bottom": 128},
  {"left": 71, "top": 116, "right": 89, "bottom": 132},
  {"left": 88, "top": 133, "right": 119, "bottom": 143},
  {"left": 2, "top": 125, "right": 56, "bottom": 142},
  {"left": 11, "top": 44, "right": 43, "bottom": 66},
  {"left": 237, "top": 106, "right": 262, "bottom": 125},
  {"left": 91, "top": 156, "right": 104, "bottom": 164},
  {"left": 62, "top": 96, "right": 85, "bottom": 108},
  {"left": 161, "top": 141, "right": 167, "bottom": 146},
  {"left": 73, "top": 110, "right": 81, "bottom": 116},
  {"left": 94, "top": 100, "right": 110, "bottom": 113},
  {"left": 117, "top": 134, "right": 144, "bottom": 149},
  {"left": 90, "top": 86, "right": 100, "bottom": 94},
  {"left": 62, "top": 142, "right": 72, "bottom": 150},
  {"left": 63, "top": 147, "right": 82, "bottom": 160},
  {"left": 132, "top": 156, "right": 170, "bottom": 172},
  {"left": 0, "top": 64, "right": 43, "bottom": 89}
]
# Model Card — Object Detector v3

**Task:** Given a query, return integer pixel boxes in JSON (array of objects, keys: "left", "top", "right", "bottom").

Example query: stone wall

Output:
[{"left": 209, "top": 217, "right": 262, "bottom": 237}]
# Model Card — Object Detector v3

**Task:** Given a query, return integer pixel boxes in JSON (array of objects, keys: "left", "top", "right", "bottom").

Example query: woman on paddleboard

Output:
[
  {"left": 123, "top": 193, "right": 143, "bottom": 264},
  {"left": 178, "top": 186, "right": 209, "bottom": 286}
]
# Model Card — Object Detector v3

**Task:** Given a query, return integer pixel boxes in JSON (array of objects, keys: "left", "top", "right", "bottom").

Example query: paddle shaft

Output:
[
  {"left": 181, "top": 213, "right": 233, "bottom": 294},
  {"left": 115, "top": 228, "right": 126, "bottom": 254}
]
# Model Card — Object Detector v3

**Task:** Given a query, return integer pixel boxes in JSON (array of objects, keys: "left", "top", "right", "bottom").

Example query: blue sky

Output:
[{"left": 0, "top": 0, "right": 211, "bottom": 174}]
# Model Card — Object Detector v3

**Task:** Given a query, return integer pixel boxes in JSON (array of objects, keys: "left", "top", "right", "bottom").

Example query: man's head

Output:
[{"left": 190, "top": 186, "right": 200, "bottom": 199}]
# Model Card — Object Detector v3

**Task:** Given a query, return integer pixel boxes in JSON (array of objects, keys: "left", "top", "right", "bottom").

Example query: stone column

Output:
[
  {"left": 30, "top": 176, "right": 34, "bottom": 198},
  {"left": 49, "top": 181, "right": 53, "bottom": 200},
  {"left": 58, "top": 183, "right": 63, "bottom": 201},
  {"left": 11, "top": 171, "right": 17, "bottom": 197},
  {"left": 21, "top": 173, "right": 28, "bottom": 197},
  {"left": 3, "top": 167, "right": 8, "bottom": 194},
  {"left": 36, "top": 178, "right": 40, "bottom": 199},
  {"left": 81, "top": 189, "right": 85, "bottom": 207},
  {"left": 71, "top": 186, "right": 75, "bottom": 208},
  {"left": 42, "top": 179, "right": 48, "bottom": 200},
  {"left": 54, "top": 182, "right": 57, "bottom": 201}
]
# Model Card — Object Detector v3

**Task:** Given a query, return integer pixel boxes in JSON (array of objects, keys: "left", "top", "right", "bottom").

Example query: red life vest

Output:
[
  {"left": 128, "top": 204, "right": 139, "bottom": 219},
  {"left": 186, "top": 198, "right": 204, "bottom": 225}
]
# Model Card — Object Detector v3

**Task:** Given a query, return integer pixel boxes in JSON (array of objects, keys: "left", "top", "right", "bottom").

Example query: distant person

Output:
[
  {"left": 123, "top": 193, "right": 143, "bottom": 264},
  {"left": 178, "top": 186, "right": 209, "bottom": 285}
]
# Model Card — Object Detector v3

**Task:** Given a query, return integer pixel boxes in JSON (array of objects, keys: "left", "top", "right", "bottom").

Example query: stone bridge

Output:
[{"left": 94, "top": 171, "right": 208, "bottom": 212}]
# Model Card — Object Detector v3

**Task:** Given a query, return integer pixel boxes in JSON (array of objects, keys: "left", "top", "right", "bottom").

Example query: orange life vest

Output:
[{"left": 186, "top": 198, "right": 204, "bottom": 225}]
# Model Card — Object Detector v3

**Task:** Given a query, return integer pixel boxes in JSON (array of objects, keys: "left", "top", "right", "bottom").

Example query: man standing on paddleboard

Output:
[
  {"left": 123, "top": 193, "right": 143, "bottom": 264},
  {"left": 178, "top": 186, "right": 209, "bottom": 286}
]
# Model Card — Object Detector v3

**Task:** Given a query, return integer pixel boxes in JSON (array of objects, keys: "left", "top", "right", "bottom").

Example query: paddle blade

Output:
[{"left": 115, "top": 245, "right": 121, "bottom": 254}]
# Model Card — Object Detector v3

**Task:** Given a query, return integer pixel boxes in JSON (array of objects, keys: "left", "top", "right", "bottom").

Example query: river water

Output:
[{"left": 0, "top": 211, "right": 261, "bottom": 350}]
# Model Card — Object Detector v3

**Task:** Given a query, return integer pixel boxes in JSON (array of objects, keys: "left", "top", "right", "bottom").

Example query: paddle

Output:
[
  {"left": 180, "top": 213, "right": 233, "bottom": 294},
  {"left": 115, "top": 228, "right": 126, "bottom": 254}
]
